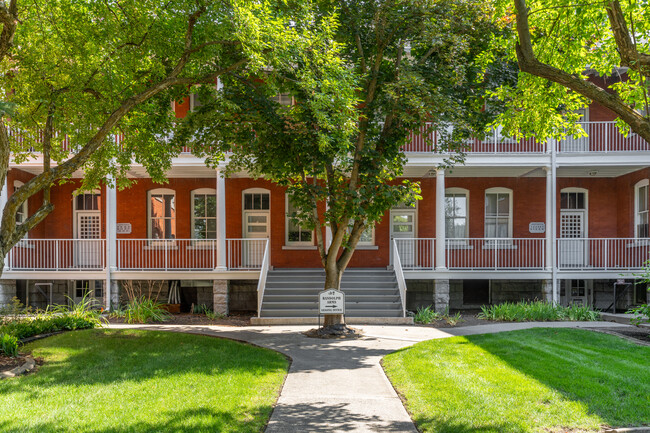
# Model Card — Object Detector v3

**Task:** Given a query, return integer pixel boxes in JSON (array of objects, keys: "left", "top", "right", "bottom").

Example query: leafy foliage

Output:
[
  {"left": 488, "top": 0, "right": 650, "bottom": 141},
  {"left": 178, "top": 0, "right": 512, "bottom": 289},
  {"left": 0, "top": 333, "right": 18, "bottom": 357},
  {"left": 629, "top": 304, "right": 650, "bottom": 326},
  {"left": 413, "top": 306, "right": 464, "bottom": 326},
  {"left": 111, "top": 296, "right": 171, "bottom": 324},
  {"left": 478, "top": 300, "right": 600, "bottom": 322}
]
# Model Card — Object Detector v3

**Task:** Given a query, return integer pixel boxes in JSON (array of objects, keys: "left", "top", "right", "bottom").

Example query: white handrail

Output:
[
  {"left": 392, "top": 239, "right": 408, "bottom": 317},
  {"left": 256, "top": 240, "right": 271, "bottom": 317},
  {"left": 7, "top": 239, "right": 106, "bottom": 271},
  {"left": 557, "top": 238, "right": 650, "bottom": 270}
]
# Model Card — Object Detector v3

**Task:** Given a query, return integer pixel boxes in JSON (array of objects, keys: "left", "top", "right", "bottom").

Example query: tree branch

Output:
[
  {"left": 605, "top": 0, "right": 650, "bottom": 77},
  {"left": 513, "top": 0, "right": 650, "bottom": 142}
]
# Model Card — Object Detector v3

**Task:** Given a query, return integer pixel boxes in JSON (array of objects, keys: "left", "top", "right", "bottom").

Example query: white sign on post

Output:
[{"left": 319, "top": 289, "right": 345, "bottom": 315}]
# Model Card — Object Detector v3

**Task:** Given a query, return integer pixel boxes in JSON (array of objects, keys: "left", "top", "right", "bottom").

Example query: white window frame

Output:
[
  {"left": 348, "top": 221, "right": 375, "bottom": 247},
  {"left": 14, "top": 181, "right": 28, "bottom": 239},
  {"left": 560, "top": 187, "right": 589, "bottom": 239},
  {"left": 242, "top": 188, "right": 271, "bottom": 239},
  {"left": 271, "top": 92, "right": 294, "bottom": 106},
  {"left": 484, "top": 187, "right": 513, "bottom": 239},
  {"left": 72, "top": 188, "right": 101, "bottom": 241},
  {"left": 191, "top": 188, "right": 217, "bottom": 244},
  {"left": 635, "top": 179, "right": 649, "bottom": 238},
  {"left": 147, "top": 188, "right": 176, "bottom": 241},
  {"left": 445, "top": 187, "right": 469, "bottom": 241},
  {"left": 285, "top": 194, "right": 314, "bottom": 246}
]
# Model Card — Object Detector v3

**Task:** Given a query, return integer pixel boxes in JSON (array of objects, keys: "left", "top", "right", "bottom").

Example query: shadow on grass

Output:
[
  {"left": 0, "top": 329, "right": 287, "bottom": 432},
  {"left": 0, "top": 406, "right": 270, "bottom": 433}
]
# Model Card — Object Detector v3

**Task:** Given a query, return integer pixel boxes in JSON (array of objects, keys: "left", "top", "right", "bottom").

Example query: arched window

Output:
[{"left": 148, "top": 188, "right": 176, "bottom": 239}]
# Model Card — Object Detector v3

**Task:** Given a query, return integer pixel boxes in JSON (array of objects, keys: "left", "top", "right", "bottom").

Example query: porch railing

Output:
[
  {"left": 394, "top": 238, "right": 435, "bottom": 270},
  {"left": 557, "top": 238, "right": 650, "bottom": 270},
  {"left": 115, "top": 238, "right": 267, "bottom": 271},
  {"left": 256, "top": 240, "right": 271, "bottom": 317},
  {"left": 446, "top": 238, "right": 546, "bottom": 270},
  {"left": 392, "top": 240, "right": 408, "bottom": 317},
  {"left": 7, "top": 239, "right": 106, "bottom": 271},
  {"left": 557, "top": 121, "right": 650, "bottom": 153},
  {"left": 403, "top": 121, "right": 650, "bottom": 154}
]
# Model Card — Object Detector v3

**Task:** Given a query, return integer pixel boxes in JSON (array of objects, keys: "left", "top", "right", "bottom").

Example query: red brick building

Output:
[{"left": 1, "top": 85, "right": 649, "bottom": 322}]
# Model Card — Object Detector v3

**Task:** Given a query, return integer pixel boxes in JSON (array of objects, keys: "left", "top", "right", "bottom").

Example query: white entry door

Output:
[
  {"left": 243, "top": 211, "right": 269, "bottom": 267},
  {"left": 391, "top": 209, "right": 416, "bottom": 268},
  {"left": 567, "top": 280, "right": 590, "bottom": 306},
  {"left": 560, "top": 211, "right": 586, "bottom": 267},
  {"left": 76, "top": 212, "right": 102, "bottom": 268}
]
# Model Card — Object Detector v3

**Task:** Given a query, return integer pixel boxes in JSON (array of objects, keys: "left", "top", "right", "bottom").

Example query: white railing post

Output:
[
  {"left": 216, "top": 168, "right": 227, "bottom": 270},
  {"left": 392, "top": 240, "right": 407, "bottom": 317},
  {"left": 0, "top": 179, "right": 7, "bottom": 271},
  {"left": 435, "top": 169, "right": 447, "bottom": 270},
  {"left": 55, "top": 239, "right": 60, "bottom": 271}
]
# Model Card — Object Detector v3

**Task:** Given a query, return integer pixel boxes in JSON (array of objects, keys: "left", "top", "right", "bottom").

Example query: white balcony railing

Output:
[
  {"left": 557, "top": 121, "right": 650, "bottom": 153},
  {"left": 7, "top": 239, "right": 106, "bottom": 271},
  {"left": 446, "top": 238, "right": 546, "bottom": 270},
  {"left": 226, "top": 238, "right": 268, "bottom": 270},
  {"left": 404, "top": 121, "right": 650, "bottom": 154},
  {"left": 557, "top": 238, "right": 650, "bottom": 270}
]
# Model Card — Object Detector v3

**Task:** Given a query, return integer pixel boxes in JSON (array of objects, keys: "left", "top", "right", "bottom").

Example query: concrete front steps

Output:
[{"left": 250, "top": 268, "right": 413, "bottom": 325}]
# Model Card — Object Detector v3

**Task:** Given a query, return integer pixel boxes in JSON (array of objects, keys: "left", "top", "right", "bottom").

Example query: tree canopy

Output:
[
  {"left": 177, "top": 0, "right": 511, "bottom": 323},
  {"left": 0, "top": 0, "right": 255, "bottom": 272},
  {"left": 489, "top": 0, "right": 650, "bottom": 141}
]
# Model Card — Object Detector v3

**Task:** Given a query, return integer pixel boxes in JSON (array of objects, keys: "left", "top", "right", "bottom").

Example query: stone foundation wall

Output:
[
  {"left": 197, "top": 287, "right": 213, "bottom": 309},
  {"left": 490, "top": 280, "right": 543, "bottom": 304},
  {"left": 118, "top": 280, "right": 169, "bottom": 304},
  {"left": 405, "top": 280, "right": 434, "bottom": 312},
  {"left": 228, "top": 280, "right": 257, "bottom": 312},
  {"left": 0, "top": 279, "right": 17, "bottom": 308},
  {"left": 213, "top": 280, "right": 228, "bottom": 315},
  {"left": 449, "top": 280, "right": 463, "bottom": 310}
]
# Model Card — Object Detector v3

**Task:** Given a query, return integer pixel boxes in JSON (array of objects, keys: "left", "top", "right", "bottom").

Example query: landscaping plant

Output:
[
  {"left": 0, "top": 333, "right": 19, "bottom": 357},
  {"left": 629, "top": 304, "right": 650, "bottom": 326},
  {"left": 192, "top": 304, "right": 224, "bottom": 321},
  {"left": 413, "top": 306, "right": 464, "bottom": 326},
  {"left": 115, "top": 296, "right": 171, "bottom": 324},
  {"left": 478, "top": 300, "right": 600, "bottom": 322}
]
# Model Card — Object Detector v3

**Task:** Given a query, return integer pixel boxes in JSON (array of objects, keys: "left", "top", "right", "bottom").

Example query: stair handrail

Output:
[
  {"left": 256, "top": 239, "right": 271, "bottom": 317},
  {"left": 392, "top": 239, "right": 408, "bottom": 317}
]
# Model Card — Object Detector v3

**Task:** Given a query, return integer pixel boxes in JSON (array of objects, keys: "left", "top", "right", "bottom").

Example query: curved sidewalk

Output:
[{"left": 108, "top": 321, "right": 630, "bottom": 433}]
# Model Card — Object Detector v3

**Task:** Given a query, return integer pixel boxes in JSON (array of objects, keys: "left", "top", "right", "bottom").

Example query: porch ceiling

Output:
[{"left": 556, "top": 165, "right": 646, "bottom": 178}]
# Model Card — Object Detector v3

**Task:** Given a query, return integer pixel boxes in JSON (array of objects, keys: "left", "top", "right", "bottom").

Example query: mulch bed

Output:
[
  {"left": 591, "top": 327, "right": 650, "bottom": 346},
  {"left": 107, "top": 312, "right": 254, "bottom": 327},
  {"left": 0, "top": 355, "right": 25, "bottom": 373}
]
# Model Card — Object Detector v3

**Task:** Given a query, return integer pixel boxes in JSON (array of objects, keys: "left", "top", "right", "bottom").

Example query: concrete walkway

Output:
[{"left": 108, "top": 321, "right": 631, "bottom": 433}]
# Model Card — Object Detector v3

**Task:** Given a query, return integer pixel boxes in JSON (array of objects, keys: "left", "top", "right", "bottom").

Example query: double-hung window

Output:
[
  {"left": 286, "top": 195, "right": 312, "bottom": 245},
  {"left": 445, "top": 189, "right": 468, "bottom": 240},
  {"left": 635, "top": 180, "right": 649, "bottom": 238},
  {"left": 148, "top": 189, "right": 176, "bottom": 240},
  {"left": 485, "top": 188, "right": 512, "bottom": 239},
  {"left": 192, "top": 189, "right": 217, "bottom": 241}
]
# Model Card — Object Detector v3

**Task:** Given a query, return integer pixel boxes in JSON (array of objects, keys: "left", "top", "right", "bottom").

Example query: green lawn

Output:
[
  {"left": 383, "top": 328, "right": 650, "bottom": 433},
  {"left": 0, "top": 329, "right": 288, "bottom": 433}
]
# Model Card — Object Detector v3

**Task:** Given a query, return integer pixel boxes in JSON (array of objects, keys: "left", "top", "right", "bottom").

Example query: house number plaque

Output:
[
  {"left": 116, "top": 223, "right": 132, "bottom": 234},
  {"left": 528, "top": 222, "right": 545, "bottom": 234}
]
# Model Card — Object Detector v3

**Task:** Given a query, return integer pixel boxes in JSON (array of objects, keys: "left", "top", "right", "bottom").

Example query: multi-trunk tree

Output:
[
  {"left": 0, "top": 0, "right": 253, "bottom": 277},
  {"left": 178, "top": 0, "right": 511, "bottom": 326},
  {"left": 491, "top": 0, "right": 650, "bottom": 141}
]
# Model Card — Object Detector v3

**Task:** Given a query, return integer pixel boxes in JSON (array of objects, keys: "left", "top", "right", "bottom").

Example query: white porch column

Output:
[
  {"left": 105, "top": 178, "right": 117, "bottom": 310},
  {"left": 435, "top": 169, "right": 446, "bottom": 270},
  {"left": 550, "top": 140, "right": 559, "bottom": 303},
  {"left": 544, "top": 167, "right": 552, "bottom": 272},
  {"left": 216, "top": 168, "right": 227, "bottom": 270},
  {"left": 0, "top": 179, "right": 8, "bottom": 270}
]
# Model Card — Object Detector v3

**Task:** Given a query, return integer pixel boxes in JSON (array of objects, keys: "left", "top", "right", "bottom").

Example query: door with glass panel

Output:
[
  {"left": 243, "top": 192, "right": 270, "bottom": 267},
  {"left": 559, "top": 191, "right": 587, "bottom": 267},
  {"left": 390, "top": 208, "right": 416, "bottom": 268},
  {"left": 74, "top": 193, "right": 102, "bottom": 268}
]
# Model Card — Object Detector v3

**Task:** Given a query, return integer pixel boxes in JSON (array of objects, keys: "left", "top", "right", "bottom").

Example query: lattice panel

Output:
[
  {"left": 560, "top": 213, "right": 583, "bottom": 238},
  {"left": 79, "top": 215, "right": 101, "bottom": 239}
]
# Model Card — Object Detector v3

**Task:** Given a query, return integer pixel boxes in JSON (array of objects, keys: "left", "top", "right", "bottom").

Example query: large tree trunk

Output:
[{"left": 323, "top": 260, "right": 344, "bottom": 326}]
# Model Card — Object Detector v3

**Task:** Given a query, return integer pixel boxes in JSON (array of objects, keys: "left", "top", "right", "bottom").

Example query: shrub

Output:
[
  {"left": 628, "top": 304, "right": 650, "bottom": 326},
  {"left": 115, "top": 297, "right": 170, "bottom": 324},
  {"left": 414, "top": 306, "right": 440, "bottom": 324},
  {"left": 479, "top": 301, "right": 600, "bottom": 322},
  {"left": 193, "top": 304, "right": 225, "bottom": 320},
  {"left": 0, "top": 333, "right": 19, "bottom": 357}
]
